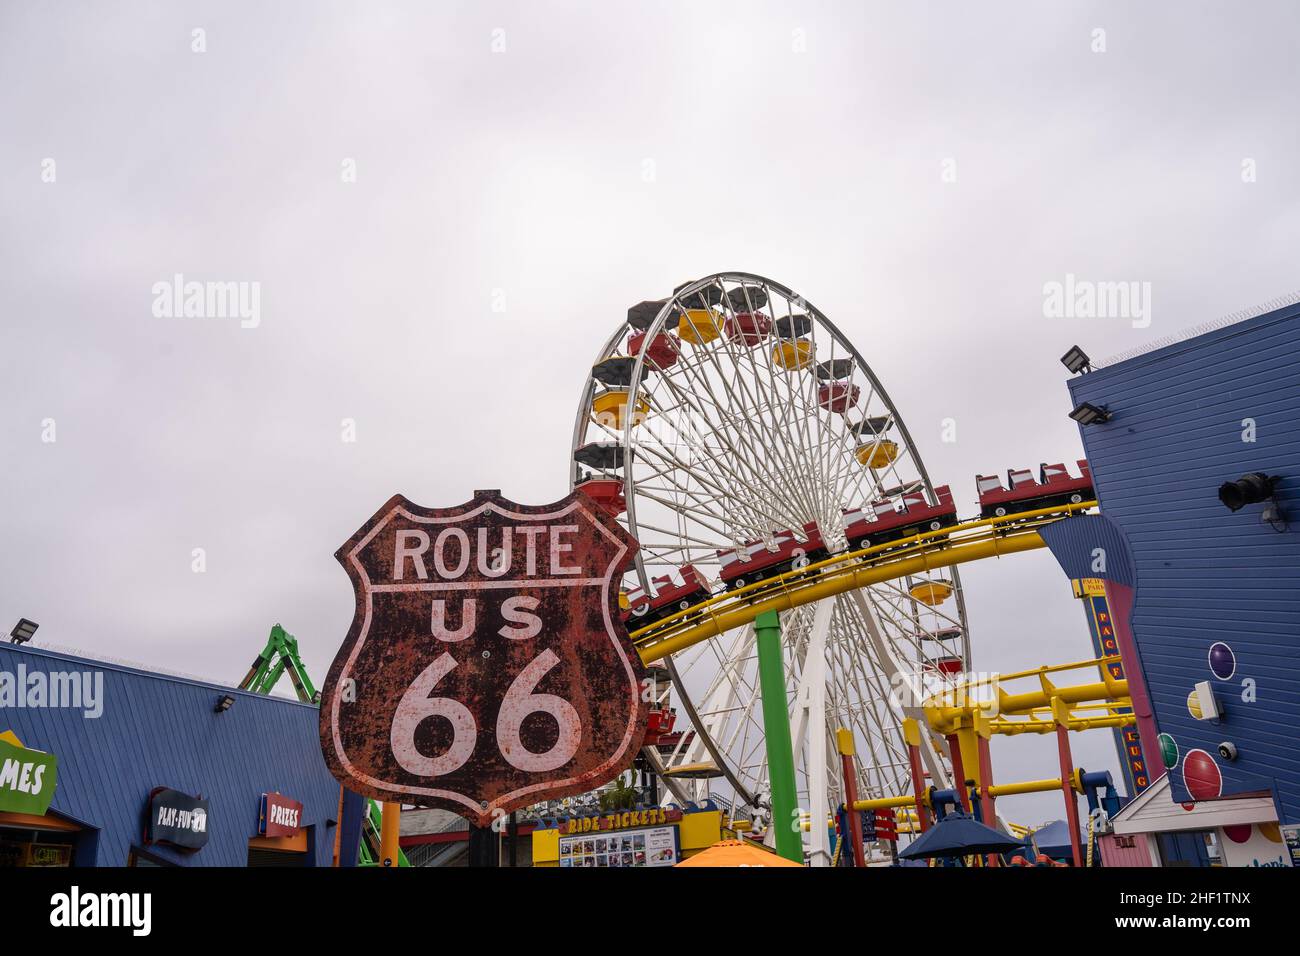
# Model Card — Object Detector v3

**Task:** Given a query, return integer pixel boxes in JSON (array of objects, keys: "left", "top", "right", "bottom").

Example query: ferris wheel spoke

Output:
[
  {"left": 656, "top": 341, "right": 775, "bottom": 471},
  {"left": 629, "top": 434, "right": 786, "bottom": 537},
  {"left": 634, "top": 377, "right": 783, "bottom": 511},
  {"left": 677, "top": 325, "right": 825, "bottom": 511}
]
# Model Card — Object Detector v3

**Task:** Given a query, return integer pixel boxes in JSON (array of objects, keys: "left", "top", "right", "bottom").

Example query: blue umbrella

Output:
[
  {"left": 1028, "top": 819, "right": 1084, "bottom": 859},
  {"left": 898, "top": 811, "right": 1025, "bottom": 860}
]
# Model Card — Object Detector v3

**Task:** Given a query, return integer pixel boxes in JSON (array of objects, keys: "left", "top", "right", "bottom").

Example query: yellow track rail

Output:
[{"left": 632, "top": 500, "right": 1098, "bottom": 664}]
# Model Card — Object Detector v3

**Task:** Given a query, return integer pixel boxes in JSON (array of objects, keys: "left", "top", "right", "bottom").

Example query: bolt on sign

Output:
[{"left": 319, "top": 490, "right": 648, "bottom": 827}]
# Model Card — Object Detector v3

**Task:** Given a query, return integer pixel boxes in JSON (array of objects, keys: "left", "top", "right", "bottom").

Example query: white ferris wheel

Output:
[{"left": 570, "top": 273, "right": 966, "bottom": 850}]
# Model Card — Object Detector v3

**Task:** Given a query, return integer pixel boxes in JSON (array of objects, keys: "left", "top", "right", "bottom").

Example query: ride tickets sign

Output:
[
  {"left": 319, "top": 490, "right": 648, "bottom": 827},
  {"left": 562, "top": 806, "right": 682, "bottom": 834},
  {"left": 260, "top": 792, "right": 303, "bottom": 838},
  {"left": 146, "top": 788, "right": 210, "bottom": 850}
]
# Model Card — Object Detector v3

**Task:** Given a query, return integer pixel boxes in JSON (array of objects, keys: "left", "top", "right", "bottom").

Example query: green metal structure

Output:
[
  {"left": 356, "top": 801, "right": 412, "bottom": 868},
  {"left": 239, "top": 624, "right": 320, "bottom": 703},
  {"left": 241, "top": 624, "right": 410, "bottom": 867},
  {"left": 755, "top": 610, "right": 802, "bottom": 863}
]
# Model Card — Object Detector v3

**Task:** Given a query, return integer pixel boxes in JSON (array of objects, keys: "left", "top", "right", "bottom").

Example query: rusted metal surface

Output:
[{"left": 319, "top": 489, "right": 648, "bottom": 828}]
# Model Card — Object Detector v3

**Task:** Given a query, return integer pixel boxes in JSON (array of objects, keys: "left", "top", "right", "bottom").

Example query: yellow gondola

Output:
[
  {"left": 909, "top": 577, "right": 954, "bottom": 606},
  {"left": 855, "top": 438, "right": 899, "bottom": 468},
  {"left": 677, "top": 308, "right": 721, "bottom": 345},
  {"left": 592, "top": 389, "right": 649, "bottom": 430},
  {"left": 772, "top": 339, "right": 813, "bottom": 370}
]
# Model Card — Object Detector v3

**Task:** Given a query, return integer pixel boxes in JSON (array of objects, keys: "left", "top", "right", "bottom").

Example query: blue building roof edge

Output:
[
  {"left": 0, "top": 642, "right": 319, "bottom": 712},
  {"left": 1081, "top": 295, "right": 1300, "bottom": 387}
]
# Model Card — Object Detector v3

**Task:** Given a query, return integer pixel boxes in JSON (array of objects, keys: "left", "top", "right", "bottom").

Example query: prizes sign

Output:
[
  {"left": 260, "top": 792, "right": 303, "bottom": 838},
  {"left": 319, "top": 490, "right": 648, "bottom": 827}
]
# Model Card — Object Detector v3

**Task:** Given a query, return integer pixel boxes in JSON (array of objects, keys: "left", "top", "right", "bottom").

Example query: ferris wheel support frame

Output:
[{"left": 789, "top": 597, "right": 834, "bottom": 865}]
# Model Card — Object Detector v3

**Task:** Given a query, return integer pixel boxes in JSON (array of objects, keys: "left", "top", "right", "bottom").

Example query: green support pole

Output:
[{"left": 755, "top": 610, "right": 802, "bottom": 863}]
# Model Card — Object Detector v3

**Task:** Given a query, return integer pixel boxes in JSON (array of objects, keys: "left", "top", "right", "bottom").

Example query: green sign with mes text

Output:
[{"left": 0, "top": 737, "right": 58, "bottom": 816}]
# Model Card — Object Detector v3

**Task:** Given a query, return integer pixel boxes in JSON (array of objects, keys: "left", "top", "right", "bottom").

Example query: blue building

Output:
[
  {"left": 1055, "top": 299, "right": 1300, "bottom": 862},
  {"left": 0, "top": 642, "right": 363, "bottom": 867}
]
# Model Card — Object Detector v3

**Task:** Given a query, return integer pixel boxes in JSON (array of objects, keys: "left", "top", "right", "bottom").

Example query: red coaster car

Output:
[
  {"left": 717, "top": 522, "right": 828, "bottom": 590},
  {"left": 623, "top": 564, "right": 712, "bottom": 627},
  {"left": 843, "top": 485, "right": 957, "bottom": 551},
  {"left": 976, "top": 459, "right": 1093, "bottom": 518}
]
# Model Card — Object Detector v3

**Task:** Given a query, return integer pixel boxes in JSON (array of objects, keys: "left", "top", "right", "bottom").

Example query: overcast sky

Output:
[{"left": 3, "top": 1, "right": 1298, "bottom": 825}]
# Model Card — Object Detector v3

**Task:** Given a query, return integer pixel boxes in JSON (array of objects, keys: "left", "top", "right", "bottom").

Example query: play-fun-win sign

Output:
[
  {"left": 319, "top": 490, "right": 648, "bottom": 827},
  {"left": 146, "top": 788, "right": 211, "bottom": 850}
]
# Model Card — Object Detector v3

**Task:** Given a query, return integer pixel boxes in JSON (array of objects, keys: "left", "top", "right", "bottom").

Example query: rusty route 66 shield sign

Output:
[{"left": 319, "top": 489, "right": 648, "bottom": 827}]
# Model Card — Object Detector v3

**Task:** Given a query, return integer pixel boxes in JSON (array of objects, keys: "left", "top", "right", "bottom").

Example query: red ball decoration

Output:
[{"left": 1183, "top": 748, "right": 1222, "bottom": 801}]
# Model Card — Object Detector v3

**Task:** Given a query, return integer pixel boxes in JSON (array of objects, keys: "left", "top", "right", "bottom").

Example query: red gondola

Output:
[
  {"left": 976, "top": 459, "right": 1093, "bottom": 518},
  {"left": 644, "top": 707, "right": 678, "bottom": 746},
  {"left": 716, "top": 522, "right": 829, "bottom": 590},
  {"left": 817, "top": 382, "right": 860, "bottom": 413},
  {"left": 574, "top": 476, "right": 626, "bottom": 518},
  {"left": 842, "top": 485, "right": 958, "bottom": 551},
  {"left": 627, "top": 329, "right": 680, "bottom": 369},
  {"left": 924, "top": 656, "right": 964, "bottom": 676},
  {"left": 723, "top": 312, "right": 773, "bottom": 346}
]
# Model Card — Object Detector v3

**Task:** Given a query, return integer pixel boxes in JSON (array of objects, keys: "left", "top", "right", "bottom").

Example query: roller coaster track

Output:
[{"left": 631, "top": 499, "right": 1099, "bottom": 664}]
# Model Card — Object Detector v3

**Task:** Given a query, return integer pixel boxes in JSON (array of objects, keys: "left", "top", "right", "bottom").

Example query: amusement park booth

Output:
[
  {"left": 1059, "top": 296, "right": 1300, "bottom": 863},
  {"left": 531, "top": 803, "right": 725, "bottom": 867},
  {"left": 1095, "top": 774, "right": 1292, "bottom": 867},
  {"left": 0, "top": 642, "right": 365, "bottom": 867}
]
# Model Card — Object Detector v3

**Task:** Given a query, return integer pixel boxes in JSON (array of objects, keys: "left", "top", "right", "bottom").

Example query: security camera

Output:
[{"left": 1217, "top": 741, "right": 1239, "bottom": 761}]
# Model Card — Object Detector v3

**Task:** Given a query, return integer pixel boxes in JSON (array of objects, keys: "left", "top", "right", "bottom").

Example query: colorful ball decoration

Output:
[
  {"left": 1259, "top": 822, "right": 1283, "bottom": 843},
  {"left": 1222, "top": 824, "right": 1252, "bottom": 844},
  {"left": 1186, "top": 690, "right": 1203, "bottom": 719},
  {"left": 1208, "top": 642, "right": 1236, "bottom": 680},
  {"left": 1182, "top": 748, "right": 1223, "bottom": 800},
  {"left": 1158, "top": 733, "right": 1179, "bottom": 769}
]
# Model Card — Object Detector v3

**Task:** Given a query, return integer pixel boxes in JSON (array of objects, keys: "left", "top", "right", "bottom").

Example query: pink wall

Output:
[{"left": 1099, "top": 833, "right": 1153, "bottom": 867}]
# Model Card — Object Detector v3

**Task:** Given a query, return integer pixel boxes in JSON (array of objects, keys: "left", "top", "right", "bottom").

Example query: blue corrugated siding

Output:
[
  {"left": 0, "top": 644, "right": 355, "bottom": 866},
  {"left": 1067, "top": 302, "right": 1300, "bottom": 823},
  {"left": 1039, "top": 514, "right": 1136, "bottom": 586}
]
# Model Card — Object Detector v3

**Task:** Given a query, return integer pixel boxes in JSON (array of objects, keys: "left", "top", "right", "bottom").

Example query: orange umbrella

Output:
[{"left": 675, "top": 839, "right": 804, "bottom": 867}]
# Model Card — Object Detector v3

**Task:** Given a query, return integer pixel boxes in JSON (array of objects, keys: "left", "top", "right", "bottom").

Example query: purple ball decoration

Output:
[{"left": 1208, "top": 641, "right": 1236, "bottom": 681}]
